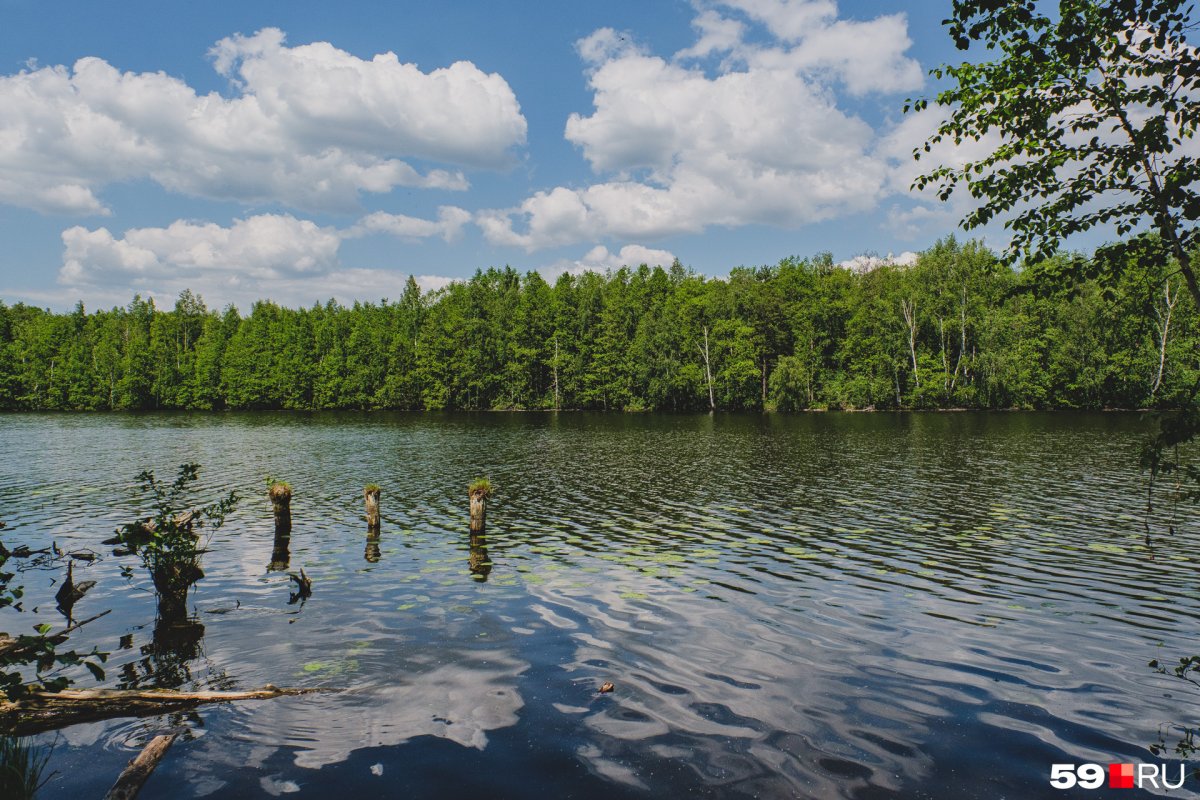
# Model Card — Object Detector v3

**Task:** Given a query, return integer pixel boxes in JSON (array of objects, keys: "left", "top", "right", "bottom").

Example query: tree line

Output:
[{"left": 0, "top": 237, "right": 1194, "bottom": 412}]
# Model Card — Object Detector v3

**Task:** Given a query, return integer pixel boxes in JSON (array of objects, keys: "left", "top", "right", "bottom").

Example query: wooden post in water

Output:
[
  {"left": 269, "top": 531, "right": 290, "bottom": 571},
  {"left": 364, "top": 484, "right": 381, "bottom": 530},
  {"left": 269, "top": 482, "right": 292, "bottom": 535},
  {"left": 468, "top": 478, "right": 492, "bottom": 533}
]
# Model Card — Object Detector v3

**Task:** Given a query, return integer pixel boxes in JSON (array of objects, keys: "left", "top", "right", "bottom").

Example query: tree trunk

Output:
[
  {"left": 552, "top": 335, "right": 560, "bottom": 411},
  {"left": 700, "top": 325, "right": 715, "bottom": 411},
  {"left": 952, "top": 285, "right": 968, "bottom": 392},
  {"left": 938, "top": 316, "right": 949, "bottom": 391},
  {"left": 1151, "top": 279, "right": 1178, "bottom": 401},
  {"left": 901, "top": 299, "right": 919, "bottom": 388},
  {"left": 761, "top": 357, "right": 767, "bottom": 408}
]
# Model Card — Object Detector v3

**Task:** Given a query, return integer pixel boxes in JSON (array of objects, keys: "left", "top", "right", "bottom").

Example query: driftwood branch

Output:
[
  {"left": 0, "top": 684, "right": 337, "bottom": 736},
  {"left": 104, "top": 732, "right": 177, "bottom": 800}
]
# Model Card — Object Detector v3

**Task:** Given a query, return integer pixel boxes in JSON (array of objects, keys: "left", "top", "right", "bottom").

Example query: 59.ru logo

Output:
[{"left": 1050, "top": 763, "right": 1186, "bottom": 790}]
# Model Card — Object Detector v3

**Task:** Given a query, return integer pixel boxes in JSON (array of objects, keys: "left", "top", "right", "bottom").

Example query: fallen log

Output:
[
  {"left": 0, "top": 684, "right": 337, "bottom": 736},
  {"left": 104, "top": 732, "right": 177, "bottom": 800}
]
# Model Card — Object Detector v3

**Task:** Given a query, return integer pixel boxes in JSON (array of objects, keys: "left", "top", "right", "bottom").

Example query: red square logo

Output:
[{"left": 1109, "top": 763, "right": 1135, "bottom": 789}]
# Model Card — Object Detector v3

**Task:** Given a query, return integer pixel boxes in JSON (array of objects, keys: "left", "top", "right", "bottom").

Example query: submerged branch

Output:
[
  {"left": 0, "top": 610, "right": 111, "bottom": 660},
  {"left": 0, "top": 684, "right": 338, "bottom": 736}
]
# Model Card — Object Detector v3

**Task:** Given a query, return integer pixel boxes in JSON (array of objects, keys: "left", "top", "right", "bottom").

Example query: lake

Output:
[{"left": 0, "top": 411, "right": 1197, "bottom": 798}]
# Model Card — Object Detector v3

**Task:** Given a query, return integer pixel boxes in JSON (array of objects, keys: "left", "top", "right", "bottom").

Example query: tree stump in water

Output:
[
  {"left": 364, "top": 531, "right": 381, "bottom": 563},
  {"left": 468, "top": 478, "right": 492, "bottom": 533},
  {"left": 269, "top": 483, "right": 292, "bottom": 535},
  {"left": 152, "top": 561, "right": 203, "bottom": 624},
  {"left": 269, "top": 530, "right": 291, "bottom": 571},
  {"left": 55, "top": 560, "right": 95, "bottom": 618},
  {"left": 469, "top": 495, "right": 485, "bottom": 532},
  {"left": 364, "top": 485, "right": 381, "bottom": 530}
]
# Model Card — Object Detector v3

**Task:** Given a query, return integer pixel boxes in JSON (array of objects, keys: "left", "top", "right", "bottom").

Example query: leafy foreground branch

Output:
[
  {"left": 0, "top": 545, "right": 107, "bottom": 701},
  {"left": 1150, "top": 655, "right": 1200, "bottom": 761},
  {"left": 1141, "top": 404, "right": 1200, "bottom": 759}
]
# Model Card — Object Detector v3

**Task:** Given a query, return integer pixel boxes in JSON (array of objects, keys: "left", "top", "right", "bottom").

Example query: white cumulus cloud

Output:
[
  {"left": 0, "top": 28, "right": 526, "bottom": 214},
  {"left": 838, "top": 250, "right": 918, "bottom": 274},
  {"left": 479, "top": 1, "right": 919, "bottom": 252},
  {"left": 542, "top": 243, "right": 677, "bottom": 279},
  {"left": 876, "top": 107, "right": 1007, "bottom": 241},
  {"left": 347, "top": 206, "right": 473, "bottom": 242},
  {"left": 708, "top": 0, "right": 922, "bottom": 95},
  {"left": 61, "top": 215, "right": 342, "bottom": 285},
  {"left": 56, "top": 212, "right": 460, "bottom": 309}
]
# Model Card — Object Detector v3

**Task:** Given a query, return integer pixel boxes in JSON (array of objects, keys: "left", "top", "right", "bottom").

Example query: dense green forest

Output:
[{"left": 0, "top": 238, "right": 1195, "bottom": 412}]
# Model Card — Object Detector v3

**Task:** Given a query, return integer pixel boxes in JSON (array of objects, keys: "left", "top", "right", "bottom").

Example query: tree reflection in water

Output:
[
  {"left": 118, "top": 615, "right": 207, "bottom": 691},
  {"left": 468, "top": 531, "right": 491, "bottom": 581},
  {"left": 268, "top": 530, "right": 290, "bottom": 572}
]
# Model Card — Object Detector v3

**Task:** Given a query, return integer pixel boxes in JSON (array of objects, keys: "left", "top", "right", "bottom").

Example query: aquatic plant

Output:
[
  {"left": 1150, "top": 655, "right": 1200, "bottom": 764},
  {"left": 468, "top": 478, "right": 493, "bottom": 499},
  {"left": 0, "top": 735, "right": 53, "bottom": 799},
  {"left": 116, "top": 463, "right": 238, "bottom": 623}
]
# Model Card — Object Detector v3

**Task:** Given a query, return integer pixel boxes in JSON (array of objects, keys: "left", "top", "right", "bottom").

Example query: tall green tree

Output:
[{"left": 911, "top": 0, "right": 1200, "bottom": 306}]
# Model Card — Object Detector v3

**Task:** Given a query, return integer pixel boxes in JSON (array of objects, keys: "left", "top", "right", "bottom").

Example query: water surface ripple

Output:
[{"left": 0, "top": 412, "right": 1197, "bottom": 798}]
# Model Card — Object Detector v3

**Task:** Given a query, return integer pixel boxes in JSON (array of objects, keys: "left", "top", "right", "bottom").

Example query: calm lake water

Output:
[{"left": 1, "top": 412, "right": 1198, "bottom": 799}]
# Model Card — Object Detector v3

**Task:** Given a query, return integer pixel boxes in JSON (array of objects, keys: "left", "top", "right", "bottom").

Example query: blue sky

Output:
[{"left": 0, "top": 0, "right": 993, "bottom": 310}]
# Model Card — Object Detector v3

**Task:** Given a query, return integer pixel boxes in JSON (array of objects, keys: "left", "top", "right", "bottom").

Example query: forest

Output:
[{"left": 0, "top": 237, "right": 1194, "bottom": 413}]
